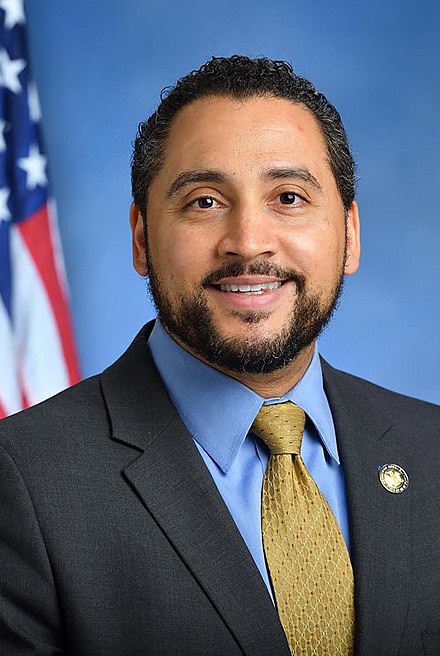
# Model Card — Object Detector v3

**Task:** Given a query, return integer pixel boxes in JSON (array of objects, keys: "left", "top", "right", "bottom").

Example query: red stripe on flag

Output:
[
  {"left": 18, "top": 204, "right": 80, "bottom": 385},
  {"left": 0, "top": 399, "right": 7, "bottom": 420}
]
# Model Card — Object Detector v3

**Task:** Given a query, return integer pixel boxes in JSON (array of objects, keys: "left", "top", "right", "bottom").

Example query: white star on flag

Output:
[
  {"left": 0, "top": 0, "right": 25, "bottom": 29},
  {"left": 17, "top": 143, "right": 48, "bottom": 190},
  {"left": 28, "top": 82, "right": 42, "bottom": 122},
  {"left": 0, "top": 48, "right": 26, "bottom": 94},
  {"left": 0, "top": 119, "right": 7, "bottom": 152},
  {"left": 0, "top": 187, "right": 11, "bottom": 223}
]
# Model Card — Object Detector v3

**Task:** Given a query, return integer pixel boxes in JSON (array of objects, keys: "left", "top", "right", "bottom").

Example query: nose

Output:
[{"left": 217, "top": 204, "right": 278, "bottom": 260}]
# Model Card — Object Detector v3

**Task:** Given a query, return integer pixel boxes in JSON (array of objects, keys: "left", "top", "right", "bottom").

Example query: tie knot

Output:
[{"left": 251, "top": 402, "right": 306, "bottom": 455}]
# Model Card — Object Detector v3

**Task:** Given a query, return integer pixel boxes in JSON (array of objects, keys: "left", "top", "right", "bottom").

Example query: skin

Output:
[{"left": 130, "top": 95, "right": 360, "bottom": 397}]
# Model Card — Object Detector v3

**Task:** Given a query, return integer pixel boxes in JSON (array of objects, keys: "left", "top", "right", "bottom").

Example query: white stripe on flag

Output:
[
  {"left": 0, "top": 296, "right": 22, "bottom": 415},
  {"left": 48, "top": 199, "right": 70, "bottom": 296},
  {"left": 10, "top": 225, "right": 70, "bottom": 406}
]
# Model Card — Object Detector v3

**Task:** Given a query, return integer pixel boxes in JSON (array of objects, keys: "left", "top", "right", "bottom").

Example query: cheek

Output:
[
  {"left": 285, "top": 225, "right": 344, "bottom": 278},
  {"left": 153, "top": 228, "right": 212, "bottom": 288}
]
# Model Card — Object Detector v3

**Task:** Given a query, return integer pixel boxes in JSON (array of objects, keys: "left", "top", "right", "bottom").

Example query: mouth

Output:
[
  {"left": 209, "top": 276, "right": 289, "bottom": 295},
  {"left": 216, "top": 280, "right": 284, "bottom": 295},
  {"left": 207, "top": 277, "right": 291, "bottom": 311}
]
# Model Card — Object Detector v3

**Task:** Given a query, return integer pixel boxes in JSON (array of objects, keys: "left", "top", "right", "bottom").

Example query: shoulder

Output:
[
  {"left": 0, "top": 323, "right": 155, "bottom": 451},
  {"left": 0, "top": 322, "right": 164, "bottom": 463},
  {"left": 321, "top": 358, "right": 440, "bottom": 429},
  {"left": 0, "top": 374, "right": 107, "bottom": 456}
]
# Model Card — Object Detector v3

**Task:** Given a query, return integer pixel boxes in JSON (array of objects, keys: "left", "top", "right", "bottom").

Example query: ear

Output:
[
  {"left": 344, "top": 200, "right": 361, "bottom": 275},
  {"left": 129, "top": 203, "right": 148, "bottom": 276}
]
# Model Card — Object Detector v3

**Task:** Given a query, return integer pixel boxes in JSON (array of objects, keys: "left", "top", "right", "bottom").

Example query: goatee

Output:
[{"left": 146, "top": 253, "right": 345, "bottom": 375}]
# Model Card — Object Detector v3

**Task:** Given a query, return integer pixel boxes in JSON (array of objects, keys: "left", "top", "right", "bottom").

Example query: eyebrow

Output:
[
  {"left": 165, "top": 165, "right": 323, "bottom": 200},
  {"left": 262, "top": 166, "right": 323, "bottom": 194},
  {"left": 166, "top": 170, "right": 230, "bottom": 200}
]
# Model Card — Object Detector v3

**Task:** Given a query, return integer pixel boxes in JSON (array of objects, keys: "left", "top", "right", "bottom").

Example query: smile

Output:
[{"left": 219, "top": 281, "right": 283, "bottom": 294}]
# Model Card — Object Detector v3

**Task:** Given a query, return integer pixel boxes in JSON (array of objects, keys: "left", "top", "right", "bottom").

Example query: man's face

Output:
[{"left": 131, "top": 95, "right": 360, "bottom": 375}]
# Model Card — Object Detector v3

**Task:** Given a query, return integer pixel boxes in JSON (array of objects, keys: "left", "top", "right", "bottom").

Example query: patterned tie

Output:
[{"left": 252, "top": 402, "right": 355, "bottom": 655}]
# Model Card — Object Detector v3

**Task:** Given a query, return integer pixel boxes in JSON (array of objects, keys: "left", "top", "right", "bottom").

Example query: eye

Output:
[
  {"left": 191, "top": 196, "right": 217, "bottom": 209},
  {"left": 279, "top": 191, "right": 301, "bottom": 205},
  {"left": 183, "top": 193, "right": 224, "bottom": 214}
]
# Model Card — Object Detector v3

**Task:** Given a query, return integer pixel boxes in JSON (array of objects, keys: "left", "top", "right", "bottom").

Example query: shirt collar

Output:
[
  {"left": 148, "top": 320, "right": 340, "bottom": 472},
  {"left": 264, "top": 351, "right": 340, "bottom": 464}
]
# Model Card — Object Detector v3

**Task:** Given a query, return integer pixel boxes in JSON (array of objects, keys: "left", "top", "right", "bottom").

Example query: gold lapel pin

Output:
[{"left": 378, "top": 463, "right": 409, "bottom": 494}]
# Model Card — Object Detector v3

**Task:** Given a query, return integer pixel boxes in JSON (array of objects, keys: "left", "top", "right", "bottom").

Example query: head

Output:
[{"left": 130, "top": 56, "right": 360, "bottom": 385}]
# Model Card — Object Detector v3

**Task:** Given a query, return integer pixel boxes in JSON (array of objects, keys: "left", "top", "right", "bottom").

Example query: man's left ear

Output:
[
  {"left": 129, "top": 202, "right": 148, "bottom": 276},
  {"left": 344, "top": 200, "right": 361, "bottom": 275}
]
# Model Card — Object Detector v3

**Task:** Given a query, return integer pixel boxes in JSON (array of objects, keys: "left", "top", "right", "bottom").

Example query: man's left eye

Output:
[
  {"left": 194, "top": 197, "right": 216, "bottom": 209},
  {"left": 279, "top": 192, "right": 300, "bottom": 205}
]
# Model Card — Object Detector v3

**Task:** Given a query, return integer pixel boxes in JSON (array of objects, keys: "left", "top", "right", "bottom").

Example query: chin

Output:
[{"left": 216, "top": 320, "right": 287, "bottom": 345}]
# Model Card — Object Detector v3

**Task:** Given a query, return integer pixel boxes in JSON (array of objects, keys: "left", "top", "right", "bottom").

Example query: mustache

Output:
[{"left": 202, "top": 260, "right": 305, "bottom": 293}]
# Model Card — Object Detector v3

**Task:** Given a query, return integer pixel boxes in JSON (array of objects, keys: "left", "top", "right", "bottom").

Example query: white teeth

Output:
[{"left": 219, "top": 281, "right": 283, "bottom": 293}]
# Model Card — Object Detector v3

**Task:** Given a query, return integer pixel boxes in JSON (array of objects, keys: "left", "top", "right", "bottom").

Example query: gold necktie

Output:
[{"left": 252, "top": 402, "right": 355, "bottom": 655}]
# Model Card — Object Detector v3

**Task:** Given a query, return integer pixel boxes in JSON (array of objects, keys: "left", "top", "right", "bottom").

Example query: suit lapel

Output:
[
  {"left": 101, "top": 325, "right": 290, "bottom": 656},
  {"left": 322, "top": 361, "right": 412, "bottom": 656}
]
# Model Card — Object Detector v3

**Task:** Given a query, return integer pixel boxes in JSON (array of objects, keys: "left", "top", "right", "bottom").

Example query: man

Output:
[{"left": 0, "top": 56, "right": 439, "bottom": 656}]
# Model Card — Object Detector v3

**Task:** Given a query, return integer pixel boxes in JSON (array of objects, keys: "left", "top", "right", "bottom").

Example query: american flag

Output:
[{"left": 0, "top": 0, "right": 80, "bottom": 418}]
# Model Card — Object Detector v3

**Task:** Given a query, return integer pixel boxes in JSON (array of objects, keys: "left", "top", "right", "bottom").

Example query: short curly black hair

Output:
[{"left": 131, "top": 55, "right": 356, "bottom": 218}]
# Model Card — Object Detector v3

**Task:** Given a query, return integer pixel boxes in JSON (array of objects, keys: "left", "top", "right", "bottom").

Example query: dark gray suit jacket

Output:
[{"left": 0, "top": 323, "right": 439, "bottom": 655}]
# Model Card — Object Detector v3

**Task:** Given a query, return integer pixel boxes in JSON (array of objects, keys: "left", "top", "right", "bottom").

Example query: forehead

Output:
[{"left": 160, "top": 95, "right": 330, "bottom": 178}]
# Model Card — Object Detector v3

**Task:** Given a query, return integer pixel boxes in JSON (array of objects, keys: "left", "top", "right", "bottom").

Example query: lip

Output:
[
  {"left": 213, "top": 276, "right": 286, "bottom": 286},
  {"left": 210, "top": 279, "right": 291, "bottom": 311}
]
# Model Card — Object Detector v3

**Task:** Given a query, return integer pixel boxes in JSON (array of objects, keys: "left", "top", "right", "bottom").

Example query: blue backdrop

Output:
[{"left": 25, "top": 0, "right": 439, "bottom": 403}]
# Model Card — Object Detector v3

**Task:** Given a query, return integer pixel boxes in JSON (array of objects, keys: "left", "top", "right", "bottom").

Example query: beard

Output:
[{"left": 146, "top": 249, "right": 345, "bottom": 376}]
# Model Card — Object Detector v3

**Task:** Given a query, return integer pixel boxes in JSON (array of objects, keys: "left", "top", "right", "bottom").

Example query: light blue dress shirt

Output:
[{"left": 148, "top": 320, "right": 350, "bottom": 596}]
